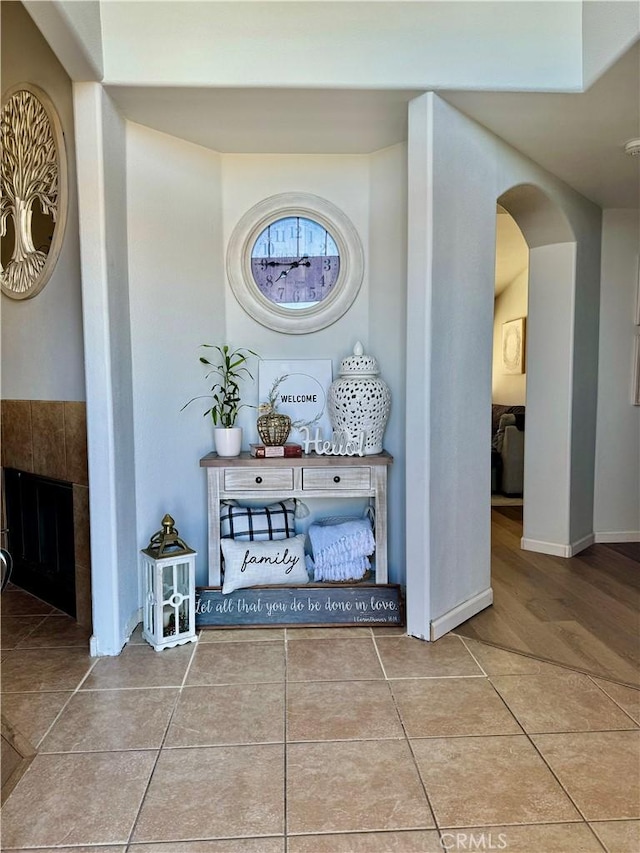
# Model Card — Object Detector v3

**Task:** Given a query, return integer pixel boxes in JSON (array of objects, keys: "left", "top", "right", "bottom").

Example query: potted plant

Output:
[{"left": 183, "top": 344, "right": 258, "bottom": 457}]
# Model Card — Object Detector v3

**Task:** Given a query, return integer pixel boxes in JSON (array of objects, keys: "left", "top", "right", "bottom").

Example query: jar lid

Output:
[{"left": 339, "top": 341, "right": 380, "bottom": 376}]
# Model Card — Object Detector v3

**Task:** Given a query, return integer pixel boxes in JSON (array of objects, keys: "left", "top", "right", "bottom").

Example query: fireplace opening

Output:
[{"left": 4, "top": 468, "right": 76, "bottom": 617}]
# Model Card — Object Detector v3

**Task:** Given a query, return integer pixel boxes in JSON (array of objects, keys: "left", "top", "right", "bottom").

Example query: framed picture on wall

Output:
[
  {"left": 258, "top": 359, "right": 333, "bottom": 442},
  {"left": 502, "top": 317, "right": 526, "bottom": 374}
]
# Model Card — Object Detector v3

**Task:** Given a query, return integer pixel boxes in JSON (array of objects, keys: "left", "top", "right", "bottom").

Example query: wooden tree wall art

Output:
[{"left": 1, "top": 84, "right": 67, "bottom": 300}]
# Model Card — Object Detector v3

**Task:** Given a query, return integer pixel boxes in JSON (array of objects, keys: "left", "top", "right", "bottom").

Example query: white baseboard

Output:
[
  {"left": 430, "top": 587, "right": 493, "bottom": 641},
  {"left": 521, "top": 534, "right": 594, "bottom": 557},
  {"left": 124, "top": 607, "right": 143, "bottom": 642},
  {"left": 594, "top": 531, "right": 640, "bottom": 543},
  {"left": 88, "top": 607, "right": 142, "bottom": 658}
]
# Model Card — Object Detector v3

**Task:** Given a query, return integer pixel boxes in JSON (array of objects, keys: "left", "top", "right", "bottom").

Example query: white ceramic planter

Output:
[{"left": 214, "top": 427, "right": 243, "bottom": 458}]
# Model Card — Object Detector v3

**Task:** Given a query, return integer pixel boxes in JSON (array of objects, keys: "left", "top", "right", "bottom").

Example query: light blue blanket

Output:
[{"left": 306, "top": 518, "right": 375, "bottom": 582}]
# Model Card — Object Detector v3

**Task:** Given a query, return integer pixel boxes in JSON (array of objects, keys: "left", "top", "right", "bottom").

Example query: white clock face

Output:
[
  {"left": 250, "top": 216, "right": 341, "bottom": 310},
  {"left": 227, "top": 193, "right": 364, "bottom": 335}
]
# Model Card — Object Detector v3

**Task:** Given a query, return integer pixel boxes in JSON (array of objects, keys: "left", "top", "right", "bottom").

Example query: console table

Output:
[{"left": 200, "top": 451, "right": 393, "bottom": 586}]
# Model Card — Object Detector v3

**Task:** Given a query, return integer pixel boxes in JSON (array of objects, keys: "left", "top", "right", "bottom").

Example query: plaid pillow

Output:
[{"left": 220, "top": 499, "right": 296, "bottom": 541}]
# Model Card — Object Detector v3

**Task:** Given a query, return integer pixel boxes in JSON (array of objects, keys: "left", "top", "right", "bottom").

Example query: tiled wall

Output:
[{"left": 1, "top": 400, "right": 92, "bottom": 628}]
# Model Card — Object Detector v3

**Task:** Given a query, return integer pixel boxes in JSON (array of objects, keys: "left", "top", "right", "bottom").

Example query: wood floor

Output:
[{"left": 457, "top": 507, "right": 640, "bottom": 687}]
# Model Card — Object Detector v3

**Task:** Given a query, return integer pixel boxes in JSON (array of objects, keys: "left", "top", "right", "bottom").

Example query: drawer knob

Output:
[
  {"left": 333, "top": 475, "right": 341, "bottom": 483},
  {"left": 255, "top": 476, "right": 263, "bottom": 484}
]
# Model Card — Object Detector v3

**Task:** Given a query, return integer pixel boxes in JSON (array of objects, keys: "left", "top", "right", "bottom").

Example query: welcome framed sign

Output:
[{"left": 258, "top": 359, "right": 333, "bottom": 442}]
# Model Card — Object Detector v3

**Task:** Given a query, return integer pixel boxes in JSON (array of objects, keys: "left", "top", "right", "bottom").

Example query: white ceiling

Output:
[
  {"left": 104, "top": 87, "right": 420, "bottom": 156},
  {"left": 106, "top": 40, "right": 639, "bottom": 210},
  {"left": 442, "top": 40, "right": 640, "bottom": 210}
]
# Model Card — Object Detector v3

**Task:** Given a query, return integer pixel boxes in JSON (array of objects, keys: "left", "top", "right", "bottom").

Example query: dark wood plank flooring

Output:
[{"left": 456, "top": 507, "right": 640, "bottom": 687}]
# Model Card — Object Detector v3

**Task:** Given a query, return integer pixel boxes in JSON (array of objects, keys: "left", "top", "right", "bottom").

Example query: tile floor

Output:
[{"left": 1, "top": 586, "right": 639, "bottom": 852}]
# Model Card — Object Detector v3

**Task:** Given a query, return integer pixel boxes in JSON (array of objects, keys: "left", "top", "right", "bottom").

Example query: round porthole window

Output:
[{"left": 226, "top": 193, "right": 364, "bottom": 334}]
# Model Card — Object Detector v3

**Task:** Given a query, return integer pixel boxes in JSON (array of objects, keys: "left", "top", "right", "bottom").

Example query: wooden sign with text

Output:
[{"left": 195, "top": 584, "right": 404, "bottom": 629}]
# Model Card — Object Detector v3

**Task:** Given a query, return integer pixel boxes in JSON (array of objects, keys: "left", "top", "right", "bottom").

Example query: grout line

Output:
[
  {"left": 371, "top": 632, "right": 389, "bottom": 680},
  {"left": 126, "top": 636, "right": 200, "bottom": 846},
  {"left": 457, "top": 635, "right": 489, "bottom": 677},
  {"left": 521, "top": 730, "right": 600, "bottom": 829},
  {"left": 33, "top": 655, "right": 101, "bottom": 750},
  {"left": 283, "top": 629, "right": 289, "bottom": 850},
  {"left": 587, "top": 675, "right": 640, "bottom": 727},
  {"left": 372, "top": 631, "right": 440, "bottom": 833}
]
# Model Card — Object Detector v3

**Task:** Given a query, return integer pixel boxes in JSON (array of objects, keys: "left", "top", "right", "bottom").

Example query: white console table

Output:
[{"left": 200, "top": 451, "right": 393, "bottom": 587}]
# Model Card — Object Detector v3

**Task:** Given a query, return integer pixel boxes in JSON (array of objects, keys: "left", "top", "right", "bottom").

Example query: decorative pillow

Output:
[
  {"left": 220, "top": 499, "right": 296, "bottom": 541},
  {"left": 221, "top": 534, "right": 309, "bottom": 594}
]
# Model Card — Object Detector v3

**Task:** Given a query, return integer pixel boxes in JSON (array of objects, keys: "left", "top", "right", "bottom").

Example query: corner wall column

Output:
[{"left": 73, "top": 82, "right": 138, "bottom": 655}]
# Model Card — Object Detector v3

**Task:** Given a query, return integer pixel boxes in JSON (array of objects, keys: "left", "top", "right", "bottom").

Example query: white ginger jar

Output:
[{"left": 328, "top": 342, "right": 391, "bottom": 455}]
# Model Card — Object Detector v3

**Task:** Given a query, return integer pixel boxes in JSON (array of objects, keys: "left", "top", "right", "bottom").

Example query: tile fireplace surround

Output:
[{"left": 1, "top": 400, "right": 92, "bottom": 628}]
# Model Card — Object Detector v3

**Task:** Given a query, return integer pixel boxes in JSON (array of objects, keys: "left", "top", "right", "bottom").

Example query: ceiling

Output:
[{"left": 107, "top": 39, "right": 639, "bottom": 210}]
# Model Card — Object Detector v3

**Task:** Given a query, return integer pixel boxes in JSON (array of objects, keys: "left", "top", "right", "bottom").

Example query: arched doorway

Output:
[{"left": 405, "top": 94, "right": 601, "bottom": 642}]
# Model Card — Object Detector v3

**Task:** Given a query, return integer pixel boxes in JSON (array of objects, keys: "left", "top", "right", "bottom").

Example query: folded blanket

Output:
[{"left": 307, "top": 518, "right": 375, "bottom": 582}]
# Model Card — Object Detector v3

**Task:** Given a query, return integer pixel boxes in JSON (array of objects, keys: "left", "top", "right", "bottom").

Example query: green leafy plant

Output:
[{"left": 183, "top": 344, "right": 258, "bottom": 428}]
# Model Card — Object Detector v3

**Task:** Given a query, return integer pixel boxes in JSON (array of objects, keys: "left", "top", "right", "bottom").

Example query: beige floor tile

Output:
[
  {"left": 0, "top": 691, "right": 72, "bottom": 748},
  {"left": 1, "top": 590, "right": 54, "bottom": 617},
  {"left": 438, "top": 824, "right": 605, "bottom": 852},
  {"left": 532, "top": 731, "right": 640, "bottom": 820},
  {"left": 132, "top": 745, "right": 284, "bottom": 842},
  {"left": 286, "top": 638, "right": 383, "bottom": 682},
  {"left": 2, "top": 848, "right": 126, "bottom": 853},
  {"left": 286, "top": 627, "right": 372, "bottom": 639},
  {"left": 127, "top": 840, "right": 284, "bottom": 852},
  {"left": 1, "top": 615, "right": 46, "bottom": 649},
  {"left": 1, "top": 751, "right": 157, "bottom": 848},
  {"left": 1, "top": 648, "right": 94, "bottom": 693},
  {"left": 376, "top": 635, "right": 483, "bottom": 678},
  {"left": 372, "top": 626, "right": 407, "bottom": 636},
  {"left": 39, "top": 688, "right": 179, "bottom": 752},
  {"left": 412, "top": 735, "right": 580, "bottom": 827},
  {"left": 82, "top": 643, "right": 194, "bottom": 690},
  {"left": 288, "top": 830, "right": 443, "bottom": 852},
  {"left": 186, "top": 642, "right": 285, "bottom": 685},
  {"left": 594, "top": 679, "right": 640, "bottom": 724},
  {"left": 287, "top": 739, "right": 434, "bottom": 834},
  {"left": 127, "top": 623, "right": 147, "bottom": 644},
  {"left": 491, "top": 673, "right": 638, "bottom": 733},
  {"left": 460, "top": 639, "right": 578, "bottom": 675},
  {"left": 165, "top": 683, "right": 285, "bottom": 746},
  {"left": 590, "top": 819, "right": 640, "bottom": 852},
  {"left": 199, "top": 627, "right": 285, "bottom": 643},
  {"left": 15, "top": 614, "right": 92, "bottom": 649},
  {"left": 287, "top": 680, "right": 403, "bottom": 741},
  {"left": 390, "top": 677, "right": 522, "bottom": 738}
]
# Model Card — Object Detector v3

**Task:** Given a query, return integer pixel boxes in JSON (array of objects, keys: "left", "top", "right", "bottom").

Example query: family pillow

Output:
[{"left": 220, "top": 534, "right": 309, "bottom": 594}]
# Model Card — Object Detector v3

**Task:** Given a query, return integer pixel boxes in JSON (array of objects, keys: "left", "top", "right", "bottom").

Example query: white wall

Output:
[
  {"left": 74, "top": 84, "right": 137, "bottom": 655},
  {"left": 407, "top": 93, "right": 602, "bottom": 638},
  {"left": 126, "top": 138, "right": 406, "bottom": 588},
  {"left": 127, "top": 124, "right": 225, "bottom": 587},
  {"left": 582, "top": 0, "right": 640, "bottom": 87},
  {"left": 100, "top": 1, "right": 582, "bottom": 91},
  {"left": 492, "top": 269, "right": 528, "bottom": 405},
  {"left": 369, "top": 143, "right": 408, "bottom": 581},
  {"left": 1, "top": 1, "right": 85, "bottom": 402},
  {"left": 594, "top": 210, "right": 640, "bottom": 540}
]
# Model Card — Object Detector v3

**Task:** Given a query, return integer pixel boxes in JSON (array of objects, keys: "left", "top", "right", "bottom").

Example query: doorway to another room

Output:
[{"left": 491, "top": 205, "right": 528, "bottom": 515}]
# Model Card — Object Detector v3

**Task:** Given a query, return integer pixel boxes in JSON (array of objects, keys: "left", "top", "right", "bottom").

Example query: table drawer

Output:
[
  {"left": 223, "top": 468, "right": 294, "bottom": 491},
  {"left": 302, "top": 467, "right": 371, "bottom": 490}
]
